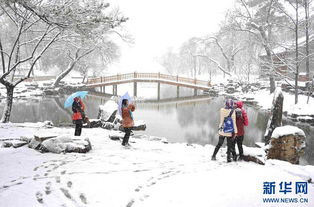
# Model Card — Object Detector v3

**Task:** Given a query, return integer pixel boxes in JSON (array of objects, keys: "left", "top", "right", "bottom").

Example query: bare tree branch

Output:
[
  {"left": 7, "top": 20, "right": 25, "bottom": 71},
  {"left": 1, "top": 25, "right": 57, "bottom": 80},
  {"left": 195, "top": 54, "right": 232, "bottom": 76},
  {"left": 0, "top": 5, "right": 18, "bottom": 26},
  {"left": 0, "top": 37, "right": 6, "bottom": 74},
  {"left": 14, "top": 31, "right": 61, "bottom": 86},
  {"left": 240, "top": 0, "right": 252, "bottom": 19}
]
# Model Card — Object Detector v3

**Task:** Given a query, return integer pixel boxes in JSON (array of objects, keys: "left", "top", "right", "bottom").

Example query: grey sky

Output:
[{"left": 108, "top": 0, "right": 235, "bottom": 73}]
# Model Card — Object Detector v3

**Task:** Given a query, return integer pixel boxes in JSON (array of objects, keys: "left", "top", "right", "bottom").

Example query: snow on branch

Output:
[
  {"left": 195, "top": 54, "right": 232, "bottom": 76},
  {"left": 14, "top": 31, "right": 61, "bottom": 86}
]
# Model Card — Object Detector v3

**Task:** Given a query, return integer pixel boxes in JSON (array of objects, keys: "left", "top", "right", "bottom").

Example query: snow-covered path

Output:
[{"left": 0, "top": 125, "right": 314, "bottom": 207}]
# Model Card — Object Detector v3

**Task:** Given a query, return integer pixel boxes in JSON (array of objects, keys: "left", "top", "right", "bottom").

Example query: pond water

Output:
[{"left": 1, "top": 84, "right": 313, "bottom": 165}]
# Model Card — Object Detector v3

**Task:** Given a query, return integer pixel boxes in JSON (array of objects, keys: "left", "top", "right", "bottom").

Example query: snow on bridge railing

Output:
[{"left": 86, "top": 73, "right": 211, "bottom": 87}]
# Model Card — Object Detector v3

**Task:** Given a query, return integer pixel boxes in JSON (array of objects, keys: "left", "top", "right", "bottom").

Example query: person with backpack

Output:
[
  {"left": 211, "top": 99, "right": 238, "bottom": 162},
  {"left": 234, "top": 101, "right": 249, "bottom": 160}
]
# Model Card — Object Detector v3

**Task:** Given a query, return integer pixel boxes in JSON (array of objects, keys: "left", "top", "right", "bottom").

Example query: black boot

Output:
[
  {"left": 233, "top": 154, "right": 237, "bottom": 161},
  {"left": 227, "top": 153, "right": 232, "bottom": 163},
  {"left": 211, "top": 147, "right": 219, "bottom": 160},
  {"left": 238, "top": 154, "right": 244, "bottom": 161}
]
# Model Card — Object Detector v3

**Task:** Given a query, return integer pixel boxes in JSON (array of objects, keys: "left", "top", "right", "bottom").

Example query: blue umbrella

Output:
[
  {"left": 64, "top": 91, "right": 89, "bottom": 108},
  {"left": 118, "top": 92, "right": 132, "bottom": 115}
]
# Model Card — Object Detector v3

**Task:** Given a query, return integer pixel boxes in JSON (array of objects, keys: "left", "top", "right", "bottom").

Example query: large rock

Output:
[
  {"left": 28, "top": 134, "right": 57, "bottom": 149},
  {"left": 40, "top": 135, "right": 92, "bottom": 153},
  {"left": 102, "top": 122, "right": 115, "bottom": 130},
  {"left": 2, "top": 140, "right": 28, "bottom": 148},
  {"left": 119, "top": 120, "right": 146, "bottom": 131},
  {"left": 43, "top": 89, "right": 58, "bottom": 96},
  {"left": 87, "top": 119, "right": 102, "bottom": 128},
  {"left": 241, "top": 145, "right": 266, "bottom": 165},
  {"left": 108, "top": 131, "right": 125, "bottom": 141},
  {"left": 1, "top": 136, "right": 31, "bottom": 148},
  {"left": 98, "top": 100, "right": 118, "bottom": 122},
  {"left": 267, "top": 125, "right": 305, "bottom": 164}
]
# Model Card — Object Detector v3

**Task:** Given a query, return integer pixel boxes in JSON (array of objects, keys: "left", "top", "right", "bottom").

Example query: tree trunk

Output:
[
  {"left": 53, "top": 60, "right": 78, "bottom": 87},
  {"left": 270, "top": 76, "right": 276, "bottom": 93},
  {"left": 265, "top": 88, "right": 284, "bottom": 144},
  {"left": 304, "top": 0, "right": 310, "bottom": 78},
  {"left": 82, "top": 75, "right": 87, "bottom": 83},
  {"left": 295, "top": 1, "right": 299, "bottom": 104},
  {"left": 1, "top": 85, "right": 14, "bottom": 123},
  {"left": 307, "top": 78, "right": 313, "bottom": 104}
]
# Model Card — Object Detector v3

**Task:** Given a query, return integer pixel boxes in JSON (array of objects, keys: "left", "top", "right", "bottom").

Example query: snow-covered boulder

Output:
[
  {"left": 267, "top": 125, "right": 306, "bottom": 164},
  {"left": 28, "top": 134, "right": 58, "bottom": 149},
  {"left": 119, "top": 120, "right": 146, "bottom": 131},
  {"left": 88, "top": 119, "right": 102, "bottom": 128},
  {"left": 2, "top": 140, "right": 28, "bottom": 148},
  {"left": 242, "top": 146, "right": 266, "bottom": 165},
  {"left": 40, "top": 135, "right": 92, "bottom": 154},
  {"left": 1, "top": 136, "right": 31, "bottom": 148},
  {"left": 98, "top": 100, "right": 118, "bottom": 122},
  {"left": 108, "top": 131, "right": 125, "bottom": 141},
  {"left": 102, "top": 122, "right": 115, "bottom": 130}
]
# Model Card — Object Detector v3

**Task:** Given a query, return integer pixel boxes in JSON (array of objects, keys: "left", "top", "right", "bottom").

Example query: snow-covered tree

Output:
[{"left": 0, "top": 0, "right": 127, "bottom": 122}]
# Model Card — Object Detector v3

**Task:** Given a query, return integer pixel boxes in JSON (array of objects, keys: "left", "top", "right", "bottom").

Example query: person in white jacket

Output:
[{"left": 211, "top": 99, "right": 238, "bottom": 162}]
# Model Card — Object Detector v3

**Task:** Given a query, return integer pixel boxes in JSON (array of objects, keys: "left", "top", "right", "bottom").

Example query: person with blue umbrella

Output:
[
  {"left": 72, "top": 97, "right": 86, "bottom": 136},
  {"left": 120, "top": 94, "right": 136, "bottom": 146},
  {"left": 64, "top": 91, "right": 88, "bottom": 136}
]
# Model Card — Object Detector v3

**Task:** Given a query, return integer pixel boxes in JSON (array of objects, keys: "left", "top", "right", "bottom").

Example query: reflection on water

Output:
[
  {"left": 0, "top": 92, "right": 313, "bottom": 165},
  {"left": 136, "top": 96, "right": 269, "bottom": 147}
]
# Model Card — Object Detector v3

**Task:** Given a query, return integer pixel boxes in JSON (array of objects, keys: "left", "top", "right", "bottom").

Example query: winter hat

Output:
[
  {"left": 236, "top": 101, "right": 244, "bottom": 109},
  {"left": 225, "top": 99, "right": 234, "bottom": 109}
]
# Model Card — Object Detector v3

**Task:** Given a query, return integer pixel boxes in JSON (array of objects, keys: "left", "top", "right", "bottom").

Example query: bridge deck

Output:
[{"left": 86, "top": 73, "right": 211, "bottom": 90}]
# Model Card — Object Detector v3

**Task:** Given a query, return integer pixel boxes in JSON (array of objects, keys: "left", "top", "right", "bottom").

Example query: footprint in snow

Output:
[
  {"left": 126, "top": 199, "right": 135, "bottom": 207},
  {"left": 55, "top": 176, "right": 61, "bottom": 183},
  {"left": 135, "top": 186, "right": 142, "bottom": 192},
  {"left": 45, "top": 182, "right": 52, "bottom": 195},
  {"left": 79, "top": 193, "right": 87, "bottom": 204},
  {"left": 36, "top": 191, "right": 43, "bottom": 203},
  {"left": 67, "top": 181, "right": 72, "bottom": 188},
  {"left": 60, "top": 188, "right": 72, "bottom": 200},
  {"left": 33, "top": 174, "right": 40, "bottom": 181}
]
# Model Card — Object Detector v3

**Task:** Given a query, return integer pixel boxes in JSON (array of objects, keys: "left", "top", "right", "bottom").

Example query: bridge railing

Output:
[{"left": 86, "top": 72, "right": 210, "bottom": 87}]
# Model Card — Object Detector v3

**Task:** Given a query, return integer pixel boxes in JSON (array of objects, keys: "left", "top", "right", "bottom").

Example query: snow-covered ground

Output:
[
  {"left": 235, "top": 88, "right": 314, "bottom": 116},
  {"left": 0, "top": 123, "right": 313, "bottom": 207}
]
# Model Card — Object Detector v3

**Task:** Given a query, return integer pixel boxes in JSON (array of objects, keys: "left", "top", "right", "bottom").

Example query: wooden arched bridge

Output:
[{"left": 86, "top": 72, "right": 211, "bottom": 99}]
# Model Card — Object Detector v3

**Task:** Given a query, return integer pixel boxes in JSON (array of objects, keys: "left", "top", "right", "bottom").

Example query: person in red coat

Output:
[
  {"left": 72, "top": 97, "right": 86, "bottom": 136},
  {"left": 121, "top": 99, "right": 135, "bottom": 146},
  {"left": 234, "top": 101, "right": 249, "bottom": 160}
]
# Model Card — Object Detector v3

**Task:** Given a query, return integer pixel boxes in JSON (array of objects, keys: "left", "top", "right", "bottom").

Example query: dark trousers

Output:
[
  {"left": 74, "top": 123, "right": 82, "bottom": 136},
  {"left": 122, "top": 128, "right": 131, "bottom": 146},
  {"left": 235, "top": 135, "right": 244, "bottom": 157},
  {"left": 227, "top": 137, "right": 236, "bottom": 160},
  {"left": 212, "top": 135, "right": 236, "bottom": 159}
]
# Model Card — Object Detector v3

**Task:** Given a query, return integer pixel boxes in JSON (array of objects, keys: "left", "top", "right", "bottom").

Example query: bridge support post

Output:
[
  {"left": 134, "top": 82, "right": 137, "bottom": 97},
  {"left": 102, "top": 86, "right": 105, "bottom": 94},
  {"left": 194, "top": 88, "right": 197, "bottom": 96},
  {"left": 177, "top": 86, "right": 180, "bottom": 98},
  {"left": 157, "top": 82, "right": 160, "bottom": 101},
  {"left": 113, "top": 85, "right": 117, "bottom": 96}
]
